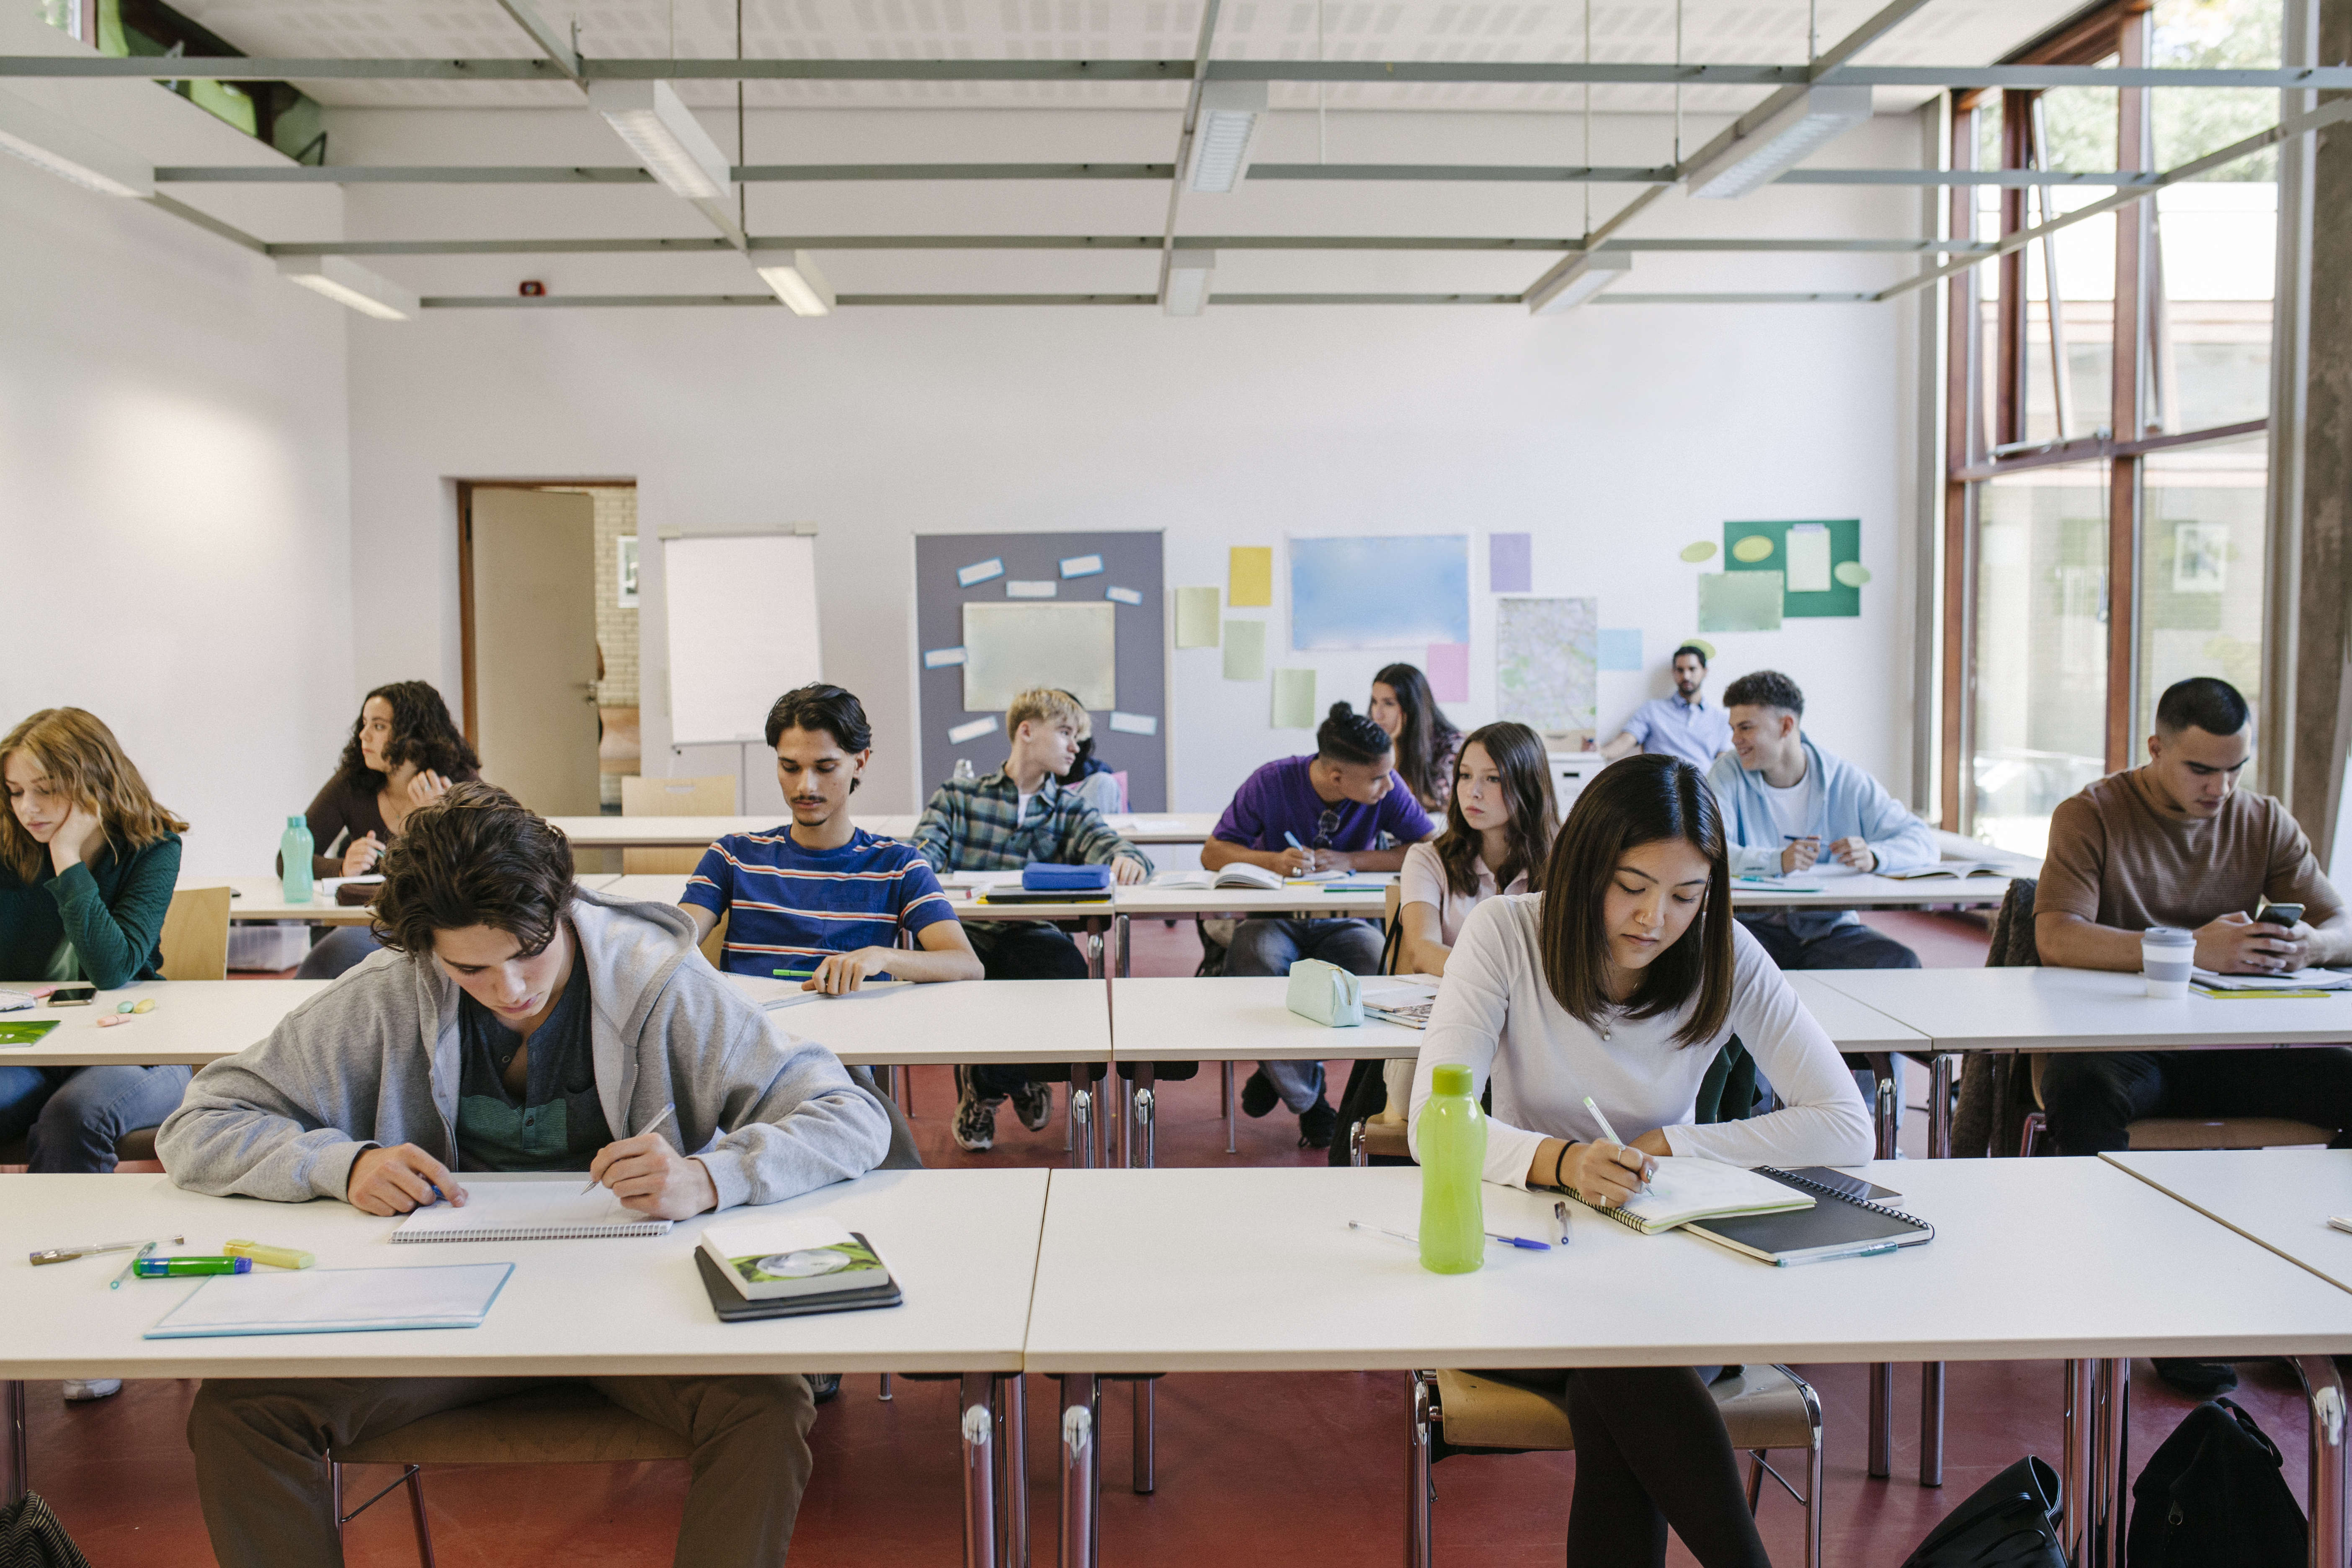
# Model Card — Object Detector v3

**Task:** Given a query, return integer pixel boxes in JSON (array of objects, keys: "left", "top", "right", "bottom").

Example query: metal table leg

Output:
[
  {"left": 1221, "top": 1062, "right": 1237, "bottom": 1155},
  {"left": 2089, "top": 1357, "right": 2130, "bottom": 1568},
  {"left": 2294, "top": 1355, "right": 2346, "bottom": 1568},
  {"left": 1115, "top": 914, "right": 1130, "bottom": 980},
  {"left": 1130, "top": 1064, "right": 1157, "bottom": 1170},
  {"left": 2061, "top": 1359, "right": 2093, "bottom": 1565},
  {"left": 0, "top": 1379, "right": 24, "bottom": 1507},
  {"left": 961, "top": 1372, "right": 999, "bottom": 1568},
  {"left": 1069, "top": 1063, "right": 1096, "bottom": 1170},
  {"left": 996, "top": 1373, "right": 1029, "bottom": 1568},
  {"left": 1059, "top": 1376, "right": 1099, "bottom": 1568},
  {"left": 1919, "top": 1360, "right": 1944, "bottom": 1488},
  {"left": 1132, "top": 1378, "right": 1155, "bottom": 1495},
  {"left": 1867, "top": 1361, "right": 1893, "bottom": 1479},
  {"left": 1928, "top": 1053, "right": 1957, "bottom": 1159}
]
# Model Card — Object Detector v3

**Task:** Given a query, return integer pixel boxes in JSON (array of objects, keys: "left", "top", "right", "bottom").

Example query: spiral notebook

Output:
[
  {"left": 1560, "top": 1155, "right": 1816, "bottom": 1236},
  {"left": 1683, "top": 1167, "right": 1934, "bottom": 1266},
  {"left": 392, "top": 1182, "right": 672, "bottom": 1243}
]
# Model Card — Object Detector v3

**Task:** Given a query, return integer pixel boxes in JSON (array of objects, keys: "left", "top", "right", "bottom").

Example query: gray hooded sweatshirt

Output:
[{"left": 157, "top": 888, "right": 892, "bottom": 1210}]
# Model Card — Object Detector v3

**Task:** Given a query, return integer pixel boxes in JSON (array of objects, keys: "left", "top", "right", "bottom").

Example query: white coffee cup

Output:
[{"left": 2141, "top": 927, "right": 2195, "bottom": 999}]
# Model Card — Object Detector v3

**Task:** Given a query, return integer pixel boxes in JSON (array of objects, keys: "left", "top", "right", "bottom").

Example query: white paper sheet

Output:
[
  {"left": 1004, "top": 580, "right": 1057, "bottom": 598},
  {"left": 1109, "top": 712, "right": 1158, "bottom": 735},
  {"left": 948, "top": 717, "right": 999, "bottom": 744},
  {"left": 146, "top": 1264, "right": 514, "bottom": 1338},
  {"left": 923, "top": 646, "right": 968, "bottom": 669},
  {"left": 1106, "top": 585, "right": 1144, "bottom": 606},
  {"left": 1784, "top": 525, "right": 1833, "bottom": 594},
  {"left": 957, "top": 558, "right": 1005, "bottom": 587},
  {"left": 1059, "top": 554, "right": 1105, "bottom": 578},
  {"left": 962, "top": 602, "right": 1117, "bottom": 710}
]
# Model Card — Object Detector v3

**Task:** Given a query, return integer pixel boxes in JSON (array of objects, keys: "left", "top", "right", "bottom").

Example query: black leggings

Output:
[{"left": 1558, "top": 1366, "right": 1772, "bottom": 1568}]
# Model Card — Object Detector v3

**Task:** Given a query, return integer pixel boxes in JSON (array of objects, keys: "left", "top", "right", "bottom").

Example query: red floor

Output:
[{"left": 28, "top": 909, "right": 2330, "bottom": 1565}]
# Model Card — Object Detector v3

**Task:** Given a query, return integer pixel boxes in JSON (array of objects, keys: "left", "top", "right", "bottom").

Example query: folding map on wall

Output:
[{"left": 1496, "top": 597, "right": 1598, "bottom": 741}]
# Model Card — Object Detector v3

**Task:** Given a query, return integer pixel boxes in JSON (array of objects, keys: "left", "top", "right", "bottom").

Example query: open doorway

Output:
[{"left": 456, "top": 480, "right": 640, "bottom": 820}]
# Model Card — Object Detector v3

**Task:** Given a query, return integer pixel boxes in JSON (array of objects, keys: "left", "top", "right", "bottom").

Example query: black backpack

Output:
[
  {"left": 0, "top": 1493, "right": 93, "bottom": 1568},
  {"left": 1898, "top": 1455, "right": 2067, "bottom": 1568},
  {"left": 2127, "top": 1398, "right": 2306, "bottom": 1567}
]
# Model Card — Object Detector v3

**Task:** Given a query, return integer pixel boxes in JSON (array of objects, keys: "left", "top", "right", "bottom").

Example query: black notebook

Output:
[
  {"left": 693, "top": 1244, "right": 904, "bottom": 1322},
  {"left": 1683, "top": 1167, "right": 1933, "bottom": 1266}
]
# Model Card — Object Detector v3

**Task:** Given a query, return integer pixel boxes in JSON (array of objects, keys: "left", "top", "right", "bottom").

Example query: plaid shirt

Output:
[{"left": 912, "top": 767, "right": 1151, "bottom": 876}]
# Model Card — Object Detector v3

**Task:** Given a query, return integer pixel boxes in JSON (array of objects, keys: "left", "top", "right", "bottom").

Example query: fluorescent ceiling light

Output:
[
  {"left": 588, "top": 80, "right": 731, "bottom": 200},
  {"left": 1164, "top": 250, "right": 1215, "bottom": 317},
  {"left": 276, "top": 255, "right": 418, "bottom": 320},
  {"left": 756, "top": 251, "right": 835, "bottom": 316},
  {"left": 0, "top": 87, "right": 152, "bottom": 198},
  {"left": 1185, "top": 82, "right": 1266, "bottom": 194},
  {"left": 1684, "top": 85, "right": 1873, "bottom": 199},
  {"left": 1523, "top": 250, "right": 1630, "bottom": 315}
]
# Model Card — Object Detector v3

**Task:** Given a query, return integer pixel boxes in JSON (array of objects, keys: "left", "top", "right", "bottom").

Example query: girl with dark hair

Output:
[
  {"left": 1369, "top": 663, "right": 1462, "bottom": 813},
  {"left": 1409, "top": 754, "right": 1869, "bottom": 1568},
  {"left": 289, "top": 681, "right": 482, "bottom": 980},
  {"left": 1398, "top": 721, "right": 1558, "bottom": 979}
]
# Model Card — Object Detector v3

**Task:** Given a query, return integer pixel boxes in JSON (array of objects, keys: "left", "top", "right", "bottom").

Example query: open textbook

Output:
[{"left": 1149, "top": 864, "right": 1348, "bottom": 891}]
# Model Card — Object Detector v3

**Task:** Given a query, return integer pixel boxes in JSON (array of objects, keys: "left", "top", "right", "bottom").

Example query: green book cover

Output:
[
  {"left": 0, "top": 1020, "right": 59, "bottom": 1046},
  {"left": 699, "top": 1220, "right": 892, "bottom": 1300}
]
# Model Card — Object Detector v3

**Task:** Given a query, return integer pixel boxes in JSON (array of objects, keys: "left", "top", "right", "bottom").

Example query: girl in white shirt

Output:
[{"left": 1409, "top": 753, "right": 1870, "bottom": 1568}]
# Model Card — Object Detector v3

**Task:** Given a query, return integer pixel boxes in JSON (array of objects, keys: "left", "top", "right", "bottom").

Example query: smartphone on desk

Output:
[{"left": 47, "top": 984, "right": 96, "bottom": 1007}]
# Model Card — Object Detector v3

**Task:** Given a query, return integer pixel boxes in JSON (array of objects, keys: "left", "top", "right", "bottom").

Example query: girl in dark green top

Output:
[{"left": 1, "top": 708, "right": 190, "bottom": 1181}]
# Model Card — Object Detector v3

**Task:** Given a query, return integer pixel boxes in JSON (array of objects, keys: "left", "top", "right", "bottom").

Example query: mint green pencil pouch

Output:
[{"left": 1284, "top": 959, "right": 1363, "bottom": 1028}]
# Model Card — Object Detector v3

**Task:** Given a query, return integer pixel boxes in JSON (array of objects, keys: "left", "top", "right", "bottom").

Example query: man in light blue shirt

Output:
[
  {"left": 1599, "top": 645, "right": 1733, "bottom": 771},
  {"left": 1705, "top": 668, "right": 1937, "bottom": 972}
]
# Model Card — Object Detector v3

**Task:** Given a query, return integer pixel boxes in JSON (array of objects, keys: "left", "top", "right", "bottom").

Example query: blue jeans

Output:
[
  {"left": 1224, "top": 917, "right": 1385, "bottom": 1113},
  {"left": 0, "top": 1064, "right": 193, "bottom": 1172}
]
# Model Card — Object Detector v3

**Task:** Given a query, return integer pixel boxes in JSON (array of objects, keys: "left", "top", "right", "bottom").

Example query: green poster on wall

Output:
[{"left": 1723, "top": 520, "right": 1863, "bottom": 618}]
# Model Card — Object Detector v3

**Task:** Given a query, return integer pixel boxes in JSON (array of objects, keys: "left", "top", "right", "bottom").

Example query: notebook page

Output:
[
  {"left": 393, "top": 1182, "right": 671, "bottom": 1240},
  {"left": 1616, "top": 1158, "right": 1814, "bottom": 1231},
  {"left": 146, "top": 1264, "right": 513, "bottom": 1337}
]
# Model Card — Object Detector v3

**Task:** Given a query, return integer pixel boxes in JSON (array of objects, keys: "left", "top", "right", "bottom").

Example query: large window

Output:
[{"left": 1941, "top": 0, "right": 2279, "bottom": 850}]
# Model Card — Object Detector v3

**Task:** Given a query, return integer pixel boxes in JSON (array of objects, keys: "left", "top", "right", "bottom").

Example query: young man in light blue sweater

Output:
[
  {"left": 158, "top": 784, "right": 892, "bottom": 1568},
  {"left": 1705, "top": 669, "right": 1938, "bottom": 973}
]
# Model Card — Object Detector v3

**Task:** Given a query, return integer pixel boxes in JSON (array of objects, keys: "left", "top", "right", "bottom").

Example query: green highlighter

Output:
[{"left": 134, "top": 1256, "right": 253, "bottom": 1278}]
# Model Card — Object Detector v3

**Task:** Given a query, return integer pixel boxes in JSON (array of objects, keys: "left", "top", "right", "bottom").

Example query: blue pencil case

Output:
[{"left": 1022, "top": 863, "right": 1113, "bottom": 892}]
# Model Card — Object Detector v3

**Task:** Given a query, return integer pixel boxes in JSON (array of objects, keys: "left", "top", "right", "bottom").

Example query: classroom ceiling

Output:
[{"left": 168, "top": 0, "right": 2076, "bottom": 114}]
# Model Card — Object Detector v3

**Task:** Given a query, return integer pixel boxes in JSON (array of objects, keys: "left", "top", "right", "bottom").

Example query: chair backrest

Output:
[
  {"left": 699, "top": 908, "right": 728, "bottom": 970},
  {"left": 1986, "top": 877, "right": 2041, "bottom": 967},
  {"left": 158, "top": 885, "right": 232, "bottom": 981},
  {"left": 620, "top": 774, "right": 737, "bottom": 874},
  {"left": 1379, "top": 884, "right": 1404, "bottom": 975}
]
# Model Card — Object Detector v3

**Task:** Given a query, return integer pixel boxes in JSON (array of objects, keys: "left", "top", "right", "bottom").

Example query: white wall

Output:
[
  {"left": 0, "top": 36, "right": 356, "bottom": 876},
  {"left": 316, "top": 103, "right": 1926, "bottom": 818}
]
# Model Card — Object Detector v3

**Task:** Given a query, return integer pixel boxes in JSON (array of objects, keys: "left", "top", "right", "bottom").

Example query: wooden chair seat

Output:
[
  {"left": 1357, "top": 1119, "right": 1411, "bottom": 1162},
  {"left": 1432, "top": 1364, "right": 1818, "bottom": 1454},
  {"left": 336, "top": 1384, "right": 692, "bottom": 1467},
  {"left": 2124, "top": 1117, "right": 2332, "bottom": 1150}
]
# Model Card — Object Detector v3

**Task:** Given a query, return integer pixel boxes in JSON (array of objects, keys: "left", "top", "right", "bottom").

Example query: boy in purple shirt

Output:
[{"left": 1205, "top": 702, "right": 1436, "bottom": 1146}]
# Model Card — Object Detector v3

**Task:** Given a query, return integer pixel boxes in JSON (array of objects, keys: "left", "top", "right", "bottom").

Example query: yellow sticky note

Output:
[
  {"left": 1174, "top": 587, "right": 1222, "bottom": 648},
  {"left": 1229, "top": 547, "right": 1273, "bottom": 607}
]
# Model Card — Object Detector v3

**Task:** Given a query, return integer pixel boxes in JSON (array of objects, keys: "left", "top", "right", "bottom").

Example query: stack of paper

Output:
[{"left": 2190, "top": 967, "right": 2352, "bottom": 993}]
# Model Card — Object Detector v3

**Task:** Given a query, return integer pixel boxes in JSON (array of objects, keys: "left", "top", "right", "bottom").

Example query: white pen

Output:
[
  {"left": 1581, "top": 1095, "right": 1656, "bottom": 1195},
  {"left": 582, "top": 1104, "right": 677, "bottom": 1194}
]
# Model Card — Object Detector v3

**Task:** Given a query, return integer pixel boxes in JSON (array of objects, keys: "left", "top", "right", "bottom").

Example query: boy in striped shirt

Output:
[{"left": 683, "top": 685, "right": 983, "bottom": 993}]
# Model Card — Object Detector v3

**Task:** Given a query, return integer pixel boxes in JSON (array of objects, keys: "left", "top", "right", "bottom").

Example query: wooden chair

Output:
[
  {"left": 330, "top": 1384, "right": 694, "bottom": 1567},
  {"left": 159, "top": 885, "right": 232, "bottom": 981},
  {"left": 1406, "top": 1365, "right": 1825, "bottom": 1568},
  {"left": 619, "top": 774, "right": 737, "bottom": 874}
]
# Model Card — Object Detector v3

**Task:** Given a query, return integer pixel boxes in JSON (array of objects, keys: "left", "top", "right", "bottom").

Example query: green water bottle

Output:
[
  {"left": 1417, "top": 1063, "right": 1487, "bottom": 1275},
  {"left": 280, "top": 816, "right": 314, "bottom": 905}
]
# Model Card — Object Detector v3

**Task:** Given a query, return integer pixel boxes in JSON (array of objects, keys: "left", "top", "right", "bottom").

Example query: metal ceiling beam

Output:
[
  {"left": 411, "top": 289, "right": 1882, "bottom": 308},
  {"left": 262, "top": 233, "right": 1998, "bottom": 257},
  {"left": 9, "top": 56, "right": 2352, "bottom": 88},
  {"left": 150, "top": 162, "right": 2169, "bottom": 188},
  {"left": 490, "top": 0, "right": 584, "bottom": 84}
]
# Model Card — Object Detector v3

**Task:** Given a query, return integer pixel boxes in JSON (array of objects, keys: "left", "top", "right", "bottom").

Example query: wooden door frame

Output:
[{"left": 454, "top": 479, "right": 635, "bottom": 747}]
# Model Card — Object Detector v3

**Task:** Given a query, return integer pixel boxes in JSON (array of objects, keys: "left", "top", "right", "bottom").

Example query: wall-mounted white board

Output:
[
  {"left": 664, "top": 533, "right": 822, "bottom": 744},
  {"left": 962, "top": 601, "right": 1116, "bottom": 711}
]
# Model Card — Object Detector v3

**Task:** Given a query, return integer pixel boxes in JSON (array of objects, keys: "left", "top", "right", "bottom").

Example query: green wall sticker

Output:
[
  {"left": 1730, "top": 534, "right": 1776, "bottom": 564},
  {"left": 1723, "top": 520, "right": 1863, "bottom": 618},
  {"left": 1679, "top": 541, "right": 1718, "bottom": 563},
  {"left": 1834, "top": 561, "right": 1872, "bottom": 587}
]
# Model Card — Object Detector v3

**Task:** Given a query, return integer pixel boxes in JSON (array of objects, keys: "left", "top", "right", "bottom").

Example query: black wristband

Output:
[{"left": 1552, "top": 1141, "right": 1571, "bottom": 1191}]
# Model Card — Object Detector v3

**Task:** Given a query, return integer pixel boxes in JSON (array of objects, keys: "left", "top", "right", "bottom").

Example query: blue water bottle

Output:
[{"left": 280, "top": 816, "right": 314, "bottom": 905}]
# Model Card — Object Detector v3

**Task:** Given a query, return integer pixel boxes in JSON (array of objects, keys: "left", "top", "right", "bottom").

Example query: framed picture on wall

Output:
[{"left": 617, "top": 535, "right": 640, "bottom": 607}]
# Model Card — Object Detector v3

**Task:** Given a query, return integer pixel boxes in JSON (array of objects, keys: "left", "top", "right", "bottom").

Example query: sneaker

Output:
[
  {"left": 1240, "top": 1068, "right": 1278, "bottom": 1119},
  {"left": 2153, "top": 1358, "right": 2238, "bottom": 1398},
  {"left": 952, "top": 1066, "right": 997, "bottom": 1153},
  {"left": 1011, "top": 1079, "right": 1053, "bottom": 1134},
  {"left": 1298, "top": 1099, "right": 1337, "bottom": 1150},
  {"left": 806, "top": 1373, "right": 842, "bottom": 1403},
  {"left": 62, "top": 1378, "right": 121, "bottom": 1402}
]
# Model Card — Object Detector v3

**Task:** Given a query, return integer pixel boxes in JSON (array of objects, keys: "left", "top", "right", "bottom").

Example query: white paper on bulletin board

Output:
[
  {"left": 962, "top": 602, "right": 1117, "bottom": 712},
  {"left": 665, "top": 533, "right": 822, "bottom": 745}
]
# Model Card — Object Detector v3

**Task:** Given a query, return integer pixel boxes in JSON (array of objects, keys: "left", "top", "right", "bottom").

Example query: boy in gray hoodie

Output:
[{"left": 157, "top": 783, "right": 892, "bottom": 1567}]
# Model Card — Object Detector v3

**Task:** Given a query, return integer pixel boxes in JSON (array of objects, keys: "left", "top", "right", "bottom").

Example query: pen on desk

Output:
[
  {"left": 1554, "top": 1200, "right": 1572, "bottom": 1246},
  {"left": 771, "top": 967, "right": 817, "bottom": 979},
  {"left": 1349, "top": 1221, "right": 1551, "bottom": 1252},
  {"left": 1486, "top": 1231, "right": 1552, "bottom": 1251},
  {"left": 581, "top": 1104, "right": 677, "bottom": 1194},
  {"left": 134, "top": 1256, "right": 251, "bottom": 1278},
  {"left": 109, "top": 1241, "right": 158, "bottom": 1290},
  {"left": 29, "top": 1234, "right": 186, "bottom": 1266},
  {"left": 1581, "top": 1096, "right": 1655, "bottom": 1194},
  {"left": 2329, "top": 1216, "right": 2352, "bottom": 1236}
]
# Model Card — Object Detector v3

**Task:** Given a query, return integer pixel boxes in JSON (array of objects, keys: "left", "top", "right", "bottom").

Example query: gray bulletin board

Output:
[{"left": 913, "top": 532, "right": 1167, "bottom": 811}]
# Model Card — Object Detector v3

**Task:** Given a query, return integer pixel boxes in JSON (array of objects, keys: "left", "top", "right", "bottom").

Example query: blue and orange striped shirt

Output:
[{"left": 682, "top": 827, "right": 956, "bottom": 979}]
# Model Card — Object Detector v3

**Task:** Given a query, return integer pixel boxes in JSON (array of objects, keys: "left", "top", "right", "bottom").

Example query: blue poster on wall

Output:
[{"left": 1289, "top": 535, "right": 1471, "bottom": 651}]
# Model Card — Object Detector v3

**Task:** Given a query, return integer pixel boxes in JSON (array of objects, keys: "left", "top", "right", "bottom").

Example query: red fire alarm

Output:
[{"left": 519, "top": 280, "right": 546, "bottom": 297}]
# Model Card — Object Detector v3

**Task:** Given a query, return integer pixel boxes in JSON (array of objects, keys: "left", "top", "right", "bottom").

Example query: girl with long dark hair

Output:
[
  {"left": 1369, "top": 663, "right": 1462, "bottom": 813},
  {"left": 1409, "top": 754, "right": 1869, "bottom": 1567}
]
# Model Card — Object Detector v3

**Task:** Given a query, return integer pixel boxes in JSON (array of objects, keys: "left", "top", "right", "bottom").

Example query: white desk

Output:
[
  {"left": 2104, "top": 1148, "right": 2352, "bottom": 1295},
  {"left": 1808, "top": 965, "right": 2352, "bottom": 1052},
  {"left": 1098, "top": 813, "right": 1220, "bottom": 845},
  {"left": 0, "top": 980, "right": 329, "bottom": 1067},
  {"left": 600, "top": 873, "right": 1121, "bottom": 931},
  {"left": 212, "top": 874, "right": 622, "bottom": 925},
  {"left": 734, "top": 977, "right": 1109, "bottom": 1070},
  {"left": 544, "top": 815, "right": 919, "bottom": 850},
  {"left": 1025, "top": 1161, "right": 2352, "bottom": 1568},
  {"left": 1728, "top": 871, "right": 2011, "bottom": 911},
  {"left": 0, "top": 1168, "right": 1044, "bottom": 1558}
]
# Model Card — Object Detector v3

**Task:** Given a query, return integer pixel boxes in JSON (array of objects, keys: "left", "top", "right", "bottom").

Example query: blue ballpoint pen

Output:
[{"left": 1486, "top": 1232, "right": 1552, "bottom": 1251}]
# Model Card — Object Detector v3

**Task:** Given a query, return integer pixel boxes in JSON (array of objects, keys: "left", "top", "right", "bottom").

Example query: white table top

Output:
[
  {"left": 2104, "top": 1148, "right": 2352, "bottom": 1296},
  {"left": 0, "top": 1168, "right": 1045, "bottom": 1380},
  {"left": 1107, "top": 976, "right": 1428, "bottom": 1063},
  {"left": 1098, "top": 813, "right": 1220, "bottom": 844},
  {"left": 544, "top": 815, "right": 921, "bottom": 848},
  {"left": 730, "top": 976, "right": 1111, "bottom": 1066},
  {"left": 1021, "top": 1161, "right": 2352, "bottom": 1374},
  {"left": 214, "top": 873, "right": 623, "bottom": 924},
  {"left": 1116, "top": 882, "right": 1391, "bottom": 919},
  {"left": 0, "top": 979, "right": 330, "bottom": 1067},
  {"left": 1809, "top": 965, "right": 2352, "bottom": 1051},
  {"left": 1784, "top": 974, "right": 1931, "bottom": 1053},
  {"left": 1728, "top": 871, "right": 2011, "bottom": 910}
]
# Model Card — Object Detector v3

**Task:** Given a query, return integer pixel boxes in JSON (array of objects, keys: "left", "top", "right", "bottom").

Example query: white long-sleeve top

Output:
[{"left": 1406, "top": 894, "right": 1873, "bottom": 1187}]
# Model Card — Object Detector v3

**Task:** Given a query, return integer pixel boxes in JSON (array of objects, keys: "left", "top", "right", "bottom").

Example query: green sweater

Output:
[{"left": 0, "top": 833, "right": 182, "bottom": 989}]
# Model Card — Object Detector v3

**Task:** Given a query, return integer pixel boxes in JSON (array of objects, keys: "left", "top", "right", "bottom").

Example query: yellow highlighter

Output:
[{"left": 224, "top": 1239, "right": 314, "bottom": 1270}]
